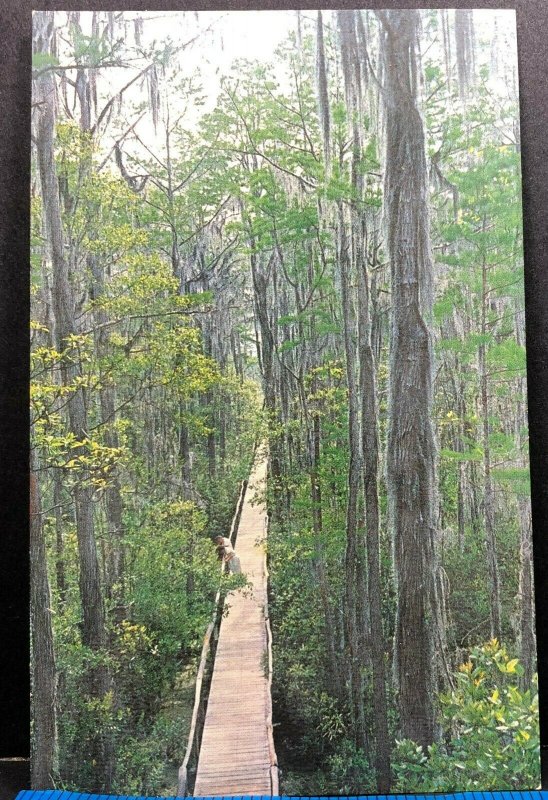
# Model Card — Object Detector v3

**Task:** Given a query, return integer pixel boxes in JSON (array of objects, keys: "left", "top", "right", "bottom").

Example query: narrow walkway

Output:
[{"left": 193, "top": 449, "right": 277, "bottom": 797}]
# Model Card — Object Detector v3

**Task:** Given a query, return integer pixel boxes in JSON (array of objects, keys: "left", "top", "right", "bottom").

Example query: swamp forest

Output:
[{"left": 30, "top": 8, "right": 540, "bottom": 796}]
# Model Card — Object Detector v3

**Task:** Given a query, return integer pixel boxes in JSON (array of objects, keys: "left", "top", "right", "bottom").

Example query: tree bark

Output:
[
  {"left": 89, "top": 255, "right": 125, "bottom": 599},
  {"left": 53, "top": 472, "right": 67, "bottom": 604},
  {"left": 179, "top": 402, "right": 193, "bottom": 500},
  {"left": 30, "top": 455, "right": 57, "bottom": 788},
  {"left": 338, "top": 10, "right": 391, "bottom": 787},
  {"left": 250, "top": 244, "right": 283, "bottom": 517},
  {"left": 34, "top": 12, "right": 106, "bottom": 654},
  {"left": 357, "top": 209, "right": 392, "bottom": 793},
  {"left": 455, "top": 10, "right": 475, "bottom": 102},
  {"left": 310, "top": 402, "right": 342, "bottom": 697},
  {"left": 33, "top": 13, "right": 113, "bottom": 790},
  {"left": 316, "top": 8, "right": 368, "bottom": 751},
  {"left": 441, "top": 10, "right": 453, "bottom": 96},
  {"left": 338, "top": 200, "right": 368, "bottom": 751},
  {"left": 379, "top": 8, "right": 438, "bottom": 748},
  {"left": 479, "top": 253, "right": 502, "bottom": 642},
  {"left": 316, "top": 11, "right": 331, "bottom": 174},
  {"left": 515, "top": 372, "right": 535, "bottom": 688},
  {"left": 518, "top": 494, "right": 535, "bottom": 686}
]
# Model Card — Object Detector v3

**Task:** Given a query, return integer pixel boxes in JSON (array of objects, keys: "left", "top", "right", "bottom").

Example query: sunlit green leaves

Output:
[{"left": 394, "top": 643, "right": 539, "bottom": 791}]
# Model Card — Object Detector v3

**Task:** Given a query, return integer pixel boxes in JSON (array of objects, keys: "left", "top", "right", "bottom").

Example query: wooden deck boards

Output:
[{"left": 193, "top": 452, "right": 274, "bottom": 798}]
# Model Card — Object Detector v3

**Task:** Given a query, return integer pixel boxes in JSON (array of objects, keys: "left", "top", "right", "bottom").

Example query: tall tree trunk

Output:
[
  {"left": 338, "top": 10, "right": 391, "bottom": 787},
  {"left": 479, "top": 253, "right": 502, "bottom": 642},
  {"left": 201, "top": 316, "right": 217, "bottom": 483},
  {"left": 316, "top": 6, "right": 367, "bottom": 750},
  {"left": 441, "top": 10, "right": 453, "bottom": 96},
  {"left": 379, "top": 9, "right": 438, "bottom": 749},
  {"left": 457, "top": 383, "right": 467, "bottom": 552},
  {"left": 515, "top": 365, "right": 535, "bottom": 687},
  {"left": 208, "top": 423, "right": 217, "bottom": 480},
  {"left": 219, "top": 394, "right": 227, "bottom": 465},
  {"left": 34, "top": 9, "right": 105, "bottom": 657},
  {"left": 33, "top": 13, "right": 112, "bottom": 790},
  {"left": 90, "top": 255, "right": 125, "bottom": 600},
  {"left": 170, "top": 141, "right": 194, "bottom": 501},
  {"left": 357, "top": 219, "right": 391, "bottom": 791},
  {"left": 179, "top": 403, "right": 192, "bottom": 500},
  {"left": 518, "top": 493, "right": 535, "bottom": 686},
  {"left": 338, "top": 200, "right": 368, "bottom": 751},
  {"left": 53, "top": 472, "right": 67, "bottom": 604},
  {"left": 230, "top": 330, "right": 244, "bottom": 383},
  {"left": 30, "top": 454, "right": 57, "bottom": 788},
  {"left": 250, "top": 245, "right": 283, "bottom": 518},
  {"left": 316, "top": 11, "right": 331, "bottom": 174},
  {"left": 309, "top": 402, "right": 341, "bottom": 696},
  {"left": 455, "top": 10, "right": 475, "bottom": 101}
]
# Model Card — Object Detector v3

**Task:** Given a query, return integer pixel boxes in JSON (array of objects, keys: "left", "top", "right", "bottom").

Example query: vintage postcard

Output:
[{"left": 30, "top": 8, "right": 539, "bottom": 795}]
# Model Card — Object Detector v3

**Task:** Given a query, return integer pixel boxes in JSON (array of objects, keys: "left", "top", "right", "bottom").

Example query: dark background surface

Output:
[{"left": 1, "top": 0, "right": 547, "bottom": 794}]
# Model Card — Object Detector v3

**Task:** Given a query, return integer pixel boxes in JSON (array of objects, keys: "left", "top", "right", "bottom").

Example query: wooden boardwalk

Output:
[{"left": 193, "top": 449, "right": 278, "bottom": 797}]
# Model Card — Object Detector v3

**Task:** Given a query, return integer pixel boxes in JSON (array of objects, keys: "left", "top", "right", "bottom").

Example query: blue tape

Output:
[{"left": 14, "top": 793, "right": 548, "bottom": 800}]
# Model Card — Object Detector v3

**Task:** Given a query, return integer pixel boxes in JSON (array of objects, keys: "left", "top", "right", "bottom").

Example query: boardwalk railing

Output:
[
  {"left": 177, "top": 478, "right": 248, "bottom": 798},
  {"left": 263, "top": 513, "right": 279, "bottom": 796}
]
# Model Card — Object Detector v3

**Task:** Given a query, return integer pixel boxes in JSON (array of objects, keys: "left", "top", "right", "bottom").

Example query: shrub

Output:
[{"left": 393, "top": 641, "right": 540, "bottom": 791}]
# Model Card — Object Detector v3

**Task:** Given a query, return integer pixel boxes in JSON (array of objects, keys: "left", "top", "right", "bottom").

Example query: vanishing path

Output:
[{"left": 193, "top": 448, "right": 278, "bottom": 797}]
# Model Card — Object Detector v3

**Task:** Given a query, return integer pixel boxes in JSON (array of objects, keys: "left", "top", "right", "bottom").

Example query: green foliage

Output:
[
  {"left": 281, "top": 738, "right": 376, "bottom": 796},
  {"left": 113, "top": 713, "right": 188, "bottom": 794},
  {"left": 394, "top": 643, "right": 539, "bottom": 791},
  {"left": 129, "top": 500, "right": 216, "bottom": 651},
  {"left": 32, "top": 52, "right": 60, "bottom": 69}
]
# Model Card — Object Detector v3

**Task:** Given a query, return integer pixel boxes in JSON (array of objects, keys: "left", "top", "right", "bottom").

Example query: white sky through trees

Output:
[{"left": 45, "top": 9, "right": 518, "bottom": 153}]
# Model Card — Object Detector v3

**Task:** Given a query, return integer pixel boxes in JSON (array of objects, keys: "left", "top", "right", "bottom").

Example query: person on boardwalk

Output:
[{"left": 214, "top": 535, "right": 241, "bottom": 574}]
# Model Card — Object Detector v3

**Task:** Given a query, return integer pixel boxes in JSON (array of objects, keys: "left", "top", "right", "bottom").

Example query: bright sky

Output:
[{"left": 44, "top": 9, "right": 519, "bottom": 156}]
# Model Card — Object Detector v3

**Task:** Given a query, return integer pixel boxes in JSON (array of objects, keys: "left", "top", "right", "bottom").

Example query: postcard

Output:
[{"left": 29, "top": 7, "right": 540, "bottom": 795}]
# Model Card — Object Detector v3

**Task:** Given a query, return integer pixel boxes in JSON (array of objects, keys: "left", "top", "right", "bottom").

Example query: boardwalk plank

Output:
[{"left": 193, "top": 452, "right": 274, "bottom": 798}]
